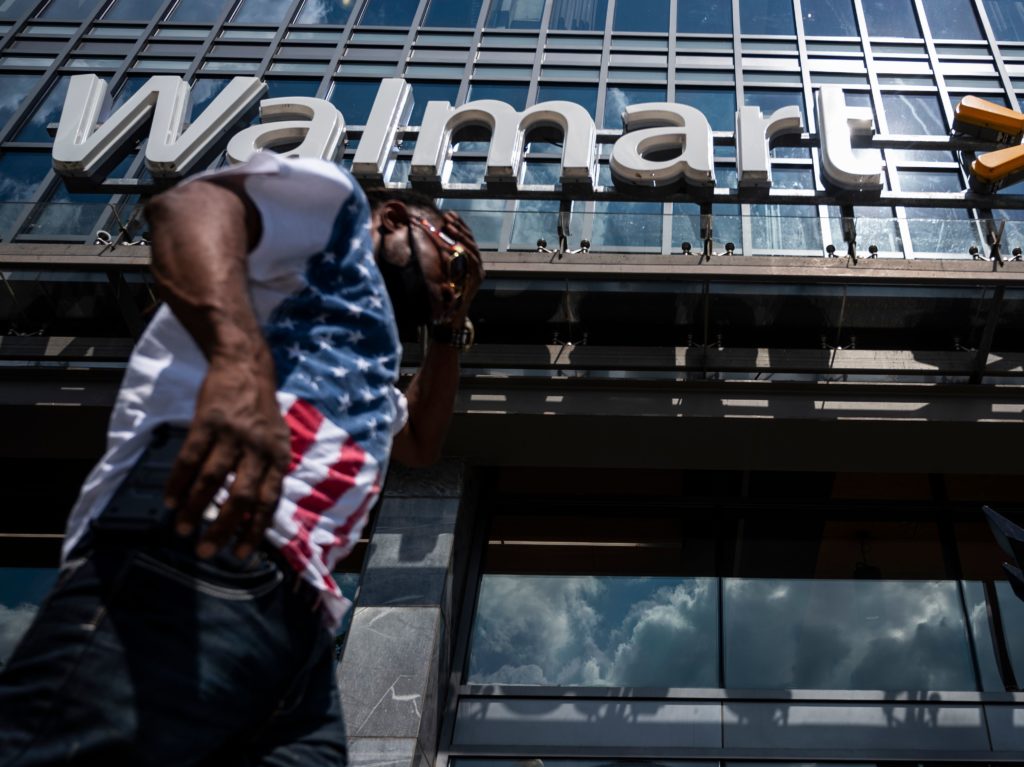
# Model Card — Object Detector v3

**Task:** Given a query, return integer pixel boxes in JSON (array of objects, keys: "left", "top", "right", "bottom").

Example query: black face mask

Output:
[{"left": 377, "top": 250, "right": 433, "bottom": 336}]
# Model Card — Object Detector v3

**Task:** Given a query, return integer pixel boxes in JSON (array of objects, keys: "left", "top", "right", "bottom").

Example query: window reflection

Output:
[
  {"left": 925, "top": 0, "right": 983, "bottom": 39},
  {"left": 37, "top": 0, "right": 98, "bottom": 19},
  {"left": 329, "top": 79, "right": 384, "bottom": 125},
  {"left": 536, "top": 84, "right": 597, "bottom": 119},
  {"left": 360, "top": 0, "right": 418, "bottom": 26},
  {"left": 677, "top": 0, "right": 731, "bottom": 34},
  {"left": 424, "top": 0, "right": 484, "bottom": 27},
  {"left": 862, "top": 0, "right": 919, "bottom": 38},
  {"left": 987, "top": 0, "right": 1024, "bottom": 40},
  {"left": 613, "top": 0, "right": 668, "bottom": 32},
  {"left": 486, "top": 0, "right": 544, "bottom": 29},
  {"left": 676, "top": 87, "right": 736, "bottom": 131},
  {"left": 408, "top": 81, "right": 460, "bottom": 124},
  {"left": 233, "top": 0, "right": 291, "bottom": 24},
  {"left": 739, "top": 0, "right": 796, "bottom": 36},
  {"left": 468, "top": 575, "right": 719, "bottom": 687},
  {"left": 0, "top": 73, "right": 40, "bottom": 135},
  {"left": 0, "top": 0, "right": 36, "bottom": 19},
  {"left": 882, "top": 93, "right": 947, "bottom": 135},
  {"left": 550, "top": 0, "right": 607, "bottom": 31},
  {"left": 296, "top": 0, "right": 355, "bottom": 25},
  {"left": 801, "top": 0, "right": 857, "bottom": 37},
  {"left": 604, "top": 85, "right": 665, "bottom": 129},
  {"left": 103, "top": 0, "right": 163, "bottom": 21},
  {"left": 469, "top": 83, "right": 529, "bottom": 110},
  {"left": 167, "top": 0, "right": 226, "bottom": 23},
  {"left": 0, "top": 568, "right": 58, "bottom": 670},
  {"left": 725, "top": 579, "right": 976, "bottom": 690}
]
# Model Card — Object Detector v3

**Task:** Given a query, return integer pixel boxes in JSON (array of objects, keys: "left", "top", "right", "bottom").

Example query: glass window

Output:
[
  {"left": 469, "top": 575, "right": 719, "bottom": 686},
  {"left": 0, "top": 568, "right": 58, "bottom": 669},
  {"left": 862, "top": 0, "right": 919, "bottom": 37},
  {"left": 15, "top": 77, "right": 72, "bottom": 143},
  {"left": 0, "top": 73, "right": 41, "bottom": 134},
  {"left": 328, "top": 79, "right": 383, "bottom": 125},
  {"left": 536, "top": 83, "right": 598, "bottom": 118},
  {"left": 0, "top": 152, "right": 52, "bottom": 237},
  {"left": 724, "top": 579, "right": 976, "bottom": 690},
  {"left": 407, "top": 80, "right": 460, "bottom": 124},
  {"left": 264, "top": 78, "right": 321, "bottom": 99},
  {"left": 882, "top": 93, "right": 946, "bottom": 134},
  {"left": 739, "top": 0, "right": 795, "bottom": 35},
  {"left": 167, "top": 0, "right": 227, "bottom": 23},
  {"left": 360, "top": 0, "right": 418, "bottom": 26},
  {"left": 751, "top": 203, "right": 822, "bottom": 251},
  {"left": 678, "top": 0, "right": 731, "bottom": 33},
  {"left": 925, "top": 0, "right": 982, "bottom": 39},
  {"left": 744, "top": 89, "right": 806, "bottom": 122},
  {"left": 613, "top": 0, "right": 669, "bottom": 31},
  {"left": 604, "top": 85, "right": 665, "bottom": 129},
  {"left": 801, "top": 0, "right": 857, "bottom": 37},
  {"left": 295, "top": 0, "right": 355, "bottom": 25},
  {"left": 486, "top": 0, "right": 544, "bottom": 28},
  {"left": 676, "top": 87, "right": 736, "bottom": 131},
  {"left": 550, "top": 0, "right": 607, "bottom": 30},
  {"left": 469, "top": 82, "right": 529, "bottom": 110},
  {"left": 233, "top": 0, "right": 291, "bottom": 24},
  {"left": 986, "top": 0, "right": 1024, "bottom": 40},
  {"left": 188, "top": 78, "right": 232, "bottom": 113},
  {"left": 37, "top": 0, "right": 98, "bottom": 19},
  {"left": 0, "top": 0, "right": 37, "bottom": 20},
  {"left": 423, "top": 0, "right": 483, "bottom": 27},
  {"left": 103, "top": 0, "right": 164, "bottom": 21}
]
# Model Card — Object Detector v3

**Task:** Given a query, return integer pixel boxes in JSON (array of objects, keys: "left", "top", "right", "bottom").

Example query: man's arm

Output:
[
  {"left": 145, "top": 179, "right": 290, "bottom": 559},
  {"left": 391, "top": 211, "right": 484, "bottom": 467}
]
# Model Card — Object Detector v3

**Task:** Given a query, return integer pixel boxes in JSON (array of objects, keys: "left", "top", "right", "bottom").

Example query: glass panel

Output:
[
  {"left": 592, "top": 199, "right": 662, "bottom": 250},
  {"left": 264, "top": 78, "right": 320, "bottom": 98},
  {"left": 826, "top": 205, "right": 903, "bottom": 254},
  {"left": 486, "top": 0, "right": 544, "bottom": 29},
  {"left": 295, "top": 0, "right": 356, "bottom": 25},
  {"left": 882, "top": 93, "right": 946, "bottom": 134},
  {"left": 739, "top": 0, "right": 796, "bottom": 35},
  {"left": 153, "top": 26, "right": 208, "bottom": 38},
  {"left": 219, "top": 27, "right": 276, "bottom": 39},
  {"left": 233, "top": 0, "right": 291, "bottom": 23},
  {"left": 987, "top": 0, "right": 1024, "bottom": 41},
  {"left": 15, "top": 76, "right": 71, "bottom": 142},
  {"left": 674, "top": 201, "right": 742, "bottom": 252},
  {"left": 468, "top": 82, "right": 529, "bottom": 110},
  {"left": 862, "top": 0, "right": 919, "bottom": 38},
  {"left": 724, "top": 579, "right": 977, "bottom": 691},
  {"left": 962, "top": 580, "right": 1009, "bottom": 692},
  {"left": 995, "top": 581, "right": 1024, "bottom": 683},
  {"left": 0, "top": 152, "right": 52, "bottom": 236},
  {"left": 744, "top": 88, "right": 806, "bottom": 122},
  {"left": 604, "top": 85, "right": 665, "bottom": 129},
  {"left": 468, "top": 575, "right": 719, "bottom": 687},
  {"left": 417, "top": 31, "right": 474, "bottom": 44},
  {"left": 134, "top": 58, "right": 191, "bottom": 70},
  {"left": 536, "top": 83, "right": 598, "bottom": 117},
  {"left": 0, "top": 73, "right": 41, "bottom": 134},
  {"left": 801, "top": 0, "right": 857, "bottom": 36},
  {"left": 613, "top": 0, "right": 669, "bottom": 31},
  {"left": 103, "top": 0, "right": 164, "bottom": 21},
  {"left": 751, "top": 205, "right": 822, "bottom": 252},
  {"left": 188, "top": 78, "right": 232, "bottom": 112},
  {"left": 926, "top": 0, "right": 983, "bottom": 39},
  {"left": 678, "top": 0, "right": 731, "bottom": 34},
  {"left": 37, "top": 0, "right": 98, "bottom": 19},
  {"left": 424, "top": 0, "right": 483, "bottom": 27},
  {"left": 24, "top": 190, "right": 110, "bottom": 237},
  {"left": 905, "top": 208, "right": 982, "bottom": 255},
  {"left": 360, "top": 0, "right": 418, "bottom": 27},
  {"left": 408, "top": 80, "right": 460, "bottom": 124},
  {"left": 676, "top": 87, "right": 736, "bottom": 131},
  {"left": 441, "top": 198, "right": 504, "bottom": 248},
  {"left": 0, "top": 568, "right": 58, "bottom": 670},
  {"left": 328, "top": 79, "right": 383, "bottom": 124},
  {"left": 0, "top": 0, "right": 37, "bottom": 20},
  {"left": 550, "top": 0, "right": 607, "bottom": 30},
  {"left": 167, "top": 0, "right": 226, "bottom": 23}
]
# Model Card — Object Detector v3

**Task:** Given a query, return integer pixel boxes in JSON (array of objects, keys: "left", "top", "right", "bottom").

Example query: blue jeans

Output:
[{"left": 0, "top": 431, "right": 347, "bottom": 767}]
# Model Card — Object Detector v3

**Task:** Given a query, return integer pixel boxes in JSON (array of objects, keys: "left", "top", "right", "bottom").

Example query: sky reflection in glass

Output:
[
  {"left": 0, "top": 568, "right": 57, "bottom": 669},
  {"left": 468, "top": 575, "right": 719, "bottom": 687},
  {"left": 295, "top": 0, "right": 356, "bottom": 25},
  {"left": 725, "top": 579, "right": 976, "bottom": 690},
  {"left": 549, "top": 0, "right": 607, "bottom": 30}
]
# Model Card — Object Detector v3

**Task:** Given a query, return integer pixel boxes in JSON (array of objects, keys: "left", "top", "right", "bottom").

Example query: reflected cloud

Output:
[{"left": 0, "top": 604, "right": 38, "bottom": 667}]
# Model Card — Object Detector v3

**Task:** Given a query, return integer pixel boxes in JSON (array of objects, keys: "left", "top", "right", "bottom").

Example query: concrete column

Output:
[{"left": 337, "top": 460, "right": 466, "bottom": 767}]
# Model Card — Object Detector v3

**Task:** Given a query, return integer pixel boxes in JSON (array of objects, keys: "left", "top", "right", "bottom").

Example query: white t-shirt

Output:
[{"left": 63, "top": 152, "right": 408, "bottom": 628}]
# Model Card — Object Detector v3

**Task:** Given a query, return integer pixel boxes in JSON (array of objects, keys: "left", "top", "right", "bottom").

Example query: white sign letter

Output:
[
  {"left": 350, "top": 79, "right": 412, "bottom": 184},
  {"left": 226, "top": 97, "right": 345, "bottom": 165},
  {"left": 816, "top": 86, "right": 882, "bottom": 191},
  {"left": 736, "top": 105, "right": 803, "bottom": 188},
  {"left": 610, "top": 103, "right": 714, "bottom": 188}
]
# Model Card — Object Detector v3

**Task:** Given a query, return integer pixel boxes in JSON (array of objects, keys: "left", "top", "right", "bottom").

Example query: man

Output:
[{"left": 0, "top": 151, "right": 483, "bottom": 766}]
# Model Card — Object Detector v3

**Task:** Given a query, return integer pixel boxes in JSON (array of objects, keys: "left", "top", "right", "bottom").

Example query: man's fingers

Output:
[
  {"left": 196, "top": 449, "right": 263, "bottom": 558},
  {"left": 177, "top": 438, "right": 240, "bottom": 537},
  {"left": 234, "top": 462, "right": 285, "bottom": 559},
  {"left": 166, "top": 424, "right": 214, "bottom": 531}
]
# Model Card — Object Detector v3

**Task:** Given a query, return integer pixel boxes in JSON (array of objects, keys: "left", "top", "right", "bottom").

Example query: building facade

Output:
[{"left": 1, "top": 0, "right": 1024, "bottom": 764}]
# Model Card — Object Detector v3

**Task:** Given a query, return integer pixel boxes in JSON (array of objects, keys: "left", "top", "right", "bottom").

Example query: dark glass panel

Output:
[
  {"left": 0, "top": 568, "right": 59, "bottom": 670},
  {"left": 0, "top": 73, "right": 41, "bottom": 135},
  {"left": 987, "top": 0, "right": 1024, "bottom": 40},
  {"left": 926, "top": 0, "right": 983, "bottom": 39},
  {"left": 103, "top": 0, "right": 164, "bottom": 21},
  {"left": 360, "top": 0, "right": 418, "bottom": 26},
  {"left": 486, "top": 0, "right": 544, "bottom": 28},
  {"left": 882, "top": 93, "right": 947, "bottom": 135},
  {"left": 233, "top": 0, "right": 291, "bottom": 24},
  {"left": 676, "top": 87, "right": 736, "bottom": 131},
  {"left": 801, "top": 0, "right": 857, "bottom": 36},
  {"left": 408, "top": 80, "right": 460, "bottom": 124},
  {"left": 550, "top": 0, "right": 607, "bottom": 30},
  {"left": 295, "top": 0, "right": 355, "bottom": 25},
  {"left": 328, "top": 79, "right": 385, "bottom": 125},
  {"left": 468, "top": 82, "right": 529, "bottom": 110},
  {"left": 603, "top": 84, "right": 665, "bottom": 129},
  {"left": 677, "top": 0, "right": 731, "bottom": 34},
  {"left": 167, "top": 0, "right": 226, "bottom": 23},
  {"left": 0, "top": 0, "right": 37, "bottom": 20},
  {"left": 37, "top": 0, "right": 98, "bottom": 20},
  {"left": 613, "top": 0, "right": 669, "bottom": 31},
  {"left": 424, "top": 0, "right": 483, "bottom": 27},
  {"left": 862, "top": 0, "right": 919, "bottom": 37},
  {"left": 264, "top": 78, "right": 321, "bottom": 99},
  {"left": 536, "top": 83, "right": 598, "bottom": 118},
  {"left": 739, "top": 0, "right": 795, "bottom": 35}
]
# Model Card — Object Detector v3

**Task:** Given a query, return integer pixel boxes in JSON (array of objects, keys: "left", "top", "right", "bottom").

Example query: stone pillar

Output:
[{"left": 337, "top": 460, "right": 466, "bottom": 767}]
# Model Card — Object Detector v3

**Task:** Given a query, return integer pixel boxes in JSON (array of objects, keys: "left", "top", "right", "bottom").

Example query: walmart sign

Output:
[{"left": 49, "top": 74, "right": 1021, "bottom": 196}]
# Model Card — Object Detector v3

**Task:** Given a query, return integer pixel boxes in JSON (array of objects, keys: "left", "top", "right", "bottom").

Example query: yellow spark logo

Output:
[{"left": 955, "top": 95, "right": 1024, "bottom": 188}]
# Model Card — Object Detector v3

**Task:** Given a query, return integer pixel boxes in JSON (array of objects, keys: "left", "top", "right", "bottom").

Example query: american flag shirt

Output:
[{"left": 62, "top": 153, "right": 407, "bottom": 628}]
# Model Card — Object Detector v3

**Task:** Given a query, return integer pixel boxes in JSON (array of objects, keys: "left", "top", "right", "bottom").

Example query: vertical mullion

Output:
[
  {"left": 972, "top": 0, "right": 1020, "bottom": 111},
  {"left": 316, "top": 0, "right": 368, "bottom": 100},
  {"left": 255, "top": 0, "right": 306, "bottom": 75}
]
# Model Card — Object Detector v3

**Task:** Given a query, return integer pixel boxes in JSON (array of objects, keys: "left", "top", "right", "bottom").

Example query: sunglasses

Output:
[{"left": 411, "top": 217, "right": 469, "bottom": 299}]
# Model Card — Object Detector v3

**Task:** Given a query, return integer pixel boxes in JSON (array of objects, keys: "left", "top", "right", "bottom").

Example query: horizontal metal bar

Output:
[{"left": 0, "top": 336, "right": 134, "bottom": 360}]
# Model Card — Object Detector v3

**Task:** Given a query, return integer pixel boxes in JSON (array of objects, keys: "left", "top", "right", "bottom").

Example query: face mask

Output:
[{"left": 377, "top": 250, "right": 433, "bottom": 335}]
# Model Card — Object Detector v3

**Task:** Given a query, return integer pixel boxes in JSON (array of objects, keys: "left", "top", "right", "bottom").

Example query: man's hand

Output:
[
  {"left": 165, "top": 348, "right": 290, "bottom": 560},
  {"left": 441, "top": 210, "right": 485, "bottom": 325}
]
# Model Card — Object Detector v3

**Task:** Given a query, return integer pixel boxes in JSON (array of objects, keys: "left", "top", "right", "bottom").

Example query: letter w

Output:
[{"left": 53, "top": 74, "right": 266, "bottom": 178}]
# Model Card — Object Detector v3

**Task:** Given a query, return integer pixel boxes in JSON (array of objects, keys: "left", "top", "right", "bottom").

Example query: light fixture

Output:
[
  {"left": 681, "top": 241, "right": 692, "bottom": 255},
  {"left": 724, "top": 242, "right": 735, "bottom": 255},
  {"left": 826, "top": 244, "right": 836, "bottom": 257}
]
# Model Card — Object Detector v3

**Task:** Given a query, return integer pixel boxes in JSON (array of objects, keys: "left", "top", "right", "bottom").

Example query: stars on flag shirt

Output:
[{"left": 62, "top": 153, "right": 407, "bottom": 628}]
